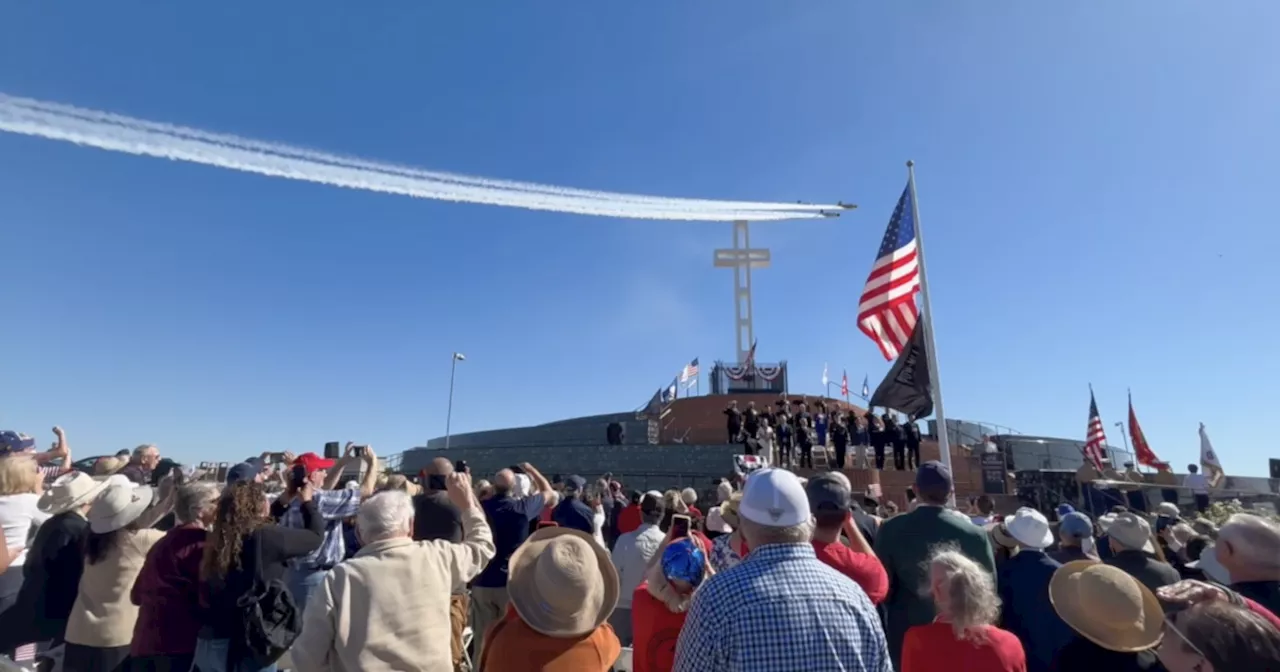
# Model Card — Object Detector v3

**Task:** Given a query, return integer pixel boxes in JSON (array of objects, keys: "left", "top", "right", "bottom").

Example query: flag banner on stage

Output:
[
  {"left": 1083, "top": 389, "right": 1108, "bottom": 471},
  {"left": 1199, "top": 422, "right": 1224, "bottom": 481},
  {"left": 858, "top": 182, "right": 921, "bottom": 361},
  {"left": 868, "top": 321, "right": 933, "bottom": 420},
  {"left": 1127, "top": 392, "right": 1164, "bottom": 467}
]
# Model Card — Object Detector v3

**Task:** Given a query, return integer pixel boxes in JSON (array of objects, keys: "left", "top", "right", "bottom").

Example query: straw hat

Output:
[
  {"left": 86, "top": 481, "right": 156, "bottom": 533},
  {"left": 506, "top": 526, "right": 619, "bottom": 637},
  {"left": 1050, "top": 560, "right": 1163, "bottom": 652},
  {"left": 93, "top": 456, "right": 127, "bottom": 477},
  {"left": 989, "top": 522, "right": 1019, "bottom": 550},
  {"left": 38, "top": 472, "right": 111, "bottom": 515}
]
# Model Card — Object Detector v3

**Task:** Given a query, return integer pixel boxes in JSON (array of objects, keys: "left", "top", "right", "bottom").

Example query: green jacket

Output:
[{"left": 873, "top": 505, "right": 997, "bottom": 667}]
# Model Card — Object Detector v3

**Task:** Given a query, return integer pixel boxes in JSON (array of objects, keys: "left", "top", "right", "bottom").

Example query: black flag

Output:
[{"left": 868, "top": 321, "right": 933, "bottom": 420}]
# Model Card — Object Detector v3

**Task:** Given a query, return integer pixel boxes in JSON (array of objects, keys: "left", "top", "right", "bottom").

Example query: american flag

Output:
[
  {"left": 680, "top": 358, "right": 699, "bottom": 383},
  {"left": 840, "top": 370, "right": 849, "bottom": 397},
  {"left": 1083, "top": 390, "right": 1108, "bottom": 471},
  {"left": 744, "top": 339, "right": 757, "bottom": 370},
  {"left": 859, "top": 183, "right": 921, "bottom": 360}
]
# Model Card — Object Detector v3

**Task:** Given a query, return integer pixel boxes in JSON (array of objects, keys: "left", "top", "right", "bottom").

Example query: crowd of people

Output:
[
  {"left": 0, "top": 425, "right": 1279, "bottom": 671},
  {"left": 723, "top": 399, "right": 922, "bottom": 471}
]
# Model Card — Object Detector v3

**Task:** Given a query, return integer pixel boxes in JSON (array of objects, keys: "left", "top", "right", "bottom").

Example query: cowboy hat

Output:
[
  {"left": 1005, "top": 507, "right": 1054, "bottom": 549},
  {"left": 38, "top": 472, "right": 111, "bottom": 515},
  {"left": 1050, "top": 560, "right": 1163, "bottom": 652},
  {"left": 506, "top": 526, "right": 619, "bottom": 638},
  {"left": 87, "top": 481, "right": 155, "bottom": 533}
]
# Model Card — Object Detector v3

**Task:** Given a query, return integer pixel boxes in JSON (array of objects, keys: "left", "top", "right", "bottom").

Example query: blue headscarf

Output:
[{"left": 661, "top": 538, "right": 706, "bottom": 587}]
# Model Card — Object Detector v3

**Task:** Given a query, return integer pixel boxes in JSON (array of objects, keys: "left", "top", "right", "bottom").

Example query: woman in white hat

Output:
[
  {"left": 479, "top": 526, "right": 621, "bottom": 671},
  {"left": 1049, "top": 560, "right": 1165, "bottom": 671},
  {"left": 63, "top": 477, "right": 175, "bottom": 672}
]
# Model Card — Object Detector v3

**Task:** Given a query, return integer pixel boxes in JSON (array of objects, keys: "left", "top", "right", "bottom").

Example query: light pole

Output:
[
  {"left": 1113, "top": 421, "right": 1131, "bottom": 464},
  {"left": 444, "top": 352, "right": 466, "bottom": 451}
]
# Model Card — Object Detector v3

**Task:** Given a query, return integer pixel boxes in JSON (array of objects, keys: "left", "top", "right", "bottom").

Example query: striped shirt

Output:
[
  {"left": 280, "top": 489, "right": 360, "bottom": 569},
  {"left": 674, "top": 543, "right": 890, "bottom": 672}
]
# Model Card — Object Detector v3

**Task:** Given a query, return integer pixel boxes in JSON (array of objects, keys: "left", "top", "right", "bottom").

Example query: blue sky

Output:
[{"left": 1, "top": 3, "right": 1276, "bottom": 474}]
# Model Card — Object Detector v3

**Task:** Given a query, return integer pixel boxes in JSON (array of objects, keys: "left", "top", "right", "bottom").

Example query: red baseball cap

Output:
[{"left": 295, "top": 452, "right": 336, "bottom": 475}]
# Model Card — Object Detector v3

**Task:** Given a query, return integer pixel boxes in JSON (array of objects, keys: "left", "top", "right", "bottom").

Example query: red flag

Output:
[
  {"left": 840, "top": 370, "right": 849, "bottom": 397},
  {"left": 1128, "top": 392, "right": 1164, "bottom": 467}
]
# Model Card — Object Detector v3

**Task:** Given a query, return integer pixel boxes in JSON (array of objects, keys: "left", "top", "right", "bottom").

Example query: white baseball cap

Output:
[{"left": 738, "top": 468, "right": 810, "bottom": 528}]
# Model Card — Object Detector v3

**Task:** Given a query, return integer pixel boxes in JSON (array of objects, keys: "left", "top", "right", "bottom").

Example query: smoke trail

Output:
[{"left": 0, "top": 94, "right": 839, "bottom": 220}]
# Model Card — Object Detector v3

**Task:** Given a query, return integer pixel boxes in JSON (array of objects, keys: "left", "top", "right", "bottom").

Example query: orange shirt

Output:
[
  {"left": 630, "top": 582, "right": 689, "bottom": 672},
  {"left": 480, "top": 607, "right": 621, "bottom": 672}
]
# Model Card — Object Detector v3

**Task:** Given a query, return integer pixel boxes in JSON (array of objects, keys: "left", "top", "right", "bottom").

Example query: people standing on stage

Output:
[
  {"left": 776, "top": 406, "right": 794, "bottom": 468},
  {"left": 869, "top": 412, "right": 887, "bottom": 470},
  {"left": 723, "top": 401, "right": 742, "bottom": 444},
  {"left": 883, "top": 412, "right": 904, "bottom": 471},
  {"left": 796, "top": 418, "right": 815, "bottom": 470},
  {"left": 814, "top": 402, "right": 829, "bottom": 448},
  {"left": 742, "top": 401, "right": 760, "bottom": 448},
  {"left": 830, "top": 417, "right": 851, "bottom": 470},
  {"left": 904, "top": 420, "right": 922, "bottom": 471},
  {"left": 1184, "top": 464, "right": 1210, "bottom": 513},
  {"left": 757, "top": 418, "right": 776, "bottom": 466},
  {"left": 793, "top": 401, "right": 811, "bottom": 430},
  {"left": 852, "top": 412, "right": 870, "bottom": 469}
]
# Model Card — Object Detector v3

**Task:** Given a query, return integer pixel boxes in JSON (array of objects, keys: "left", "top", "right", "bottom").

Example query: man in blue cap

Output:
[
  {"left": 552, "top": 475, "right": 596, "bottom": 536},
  {"left": 873, "top": 461, "right": 998, "bottom": 668}
]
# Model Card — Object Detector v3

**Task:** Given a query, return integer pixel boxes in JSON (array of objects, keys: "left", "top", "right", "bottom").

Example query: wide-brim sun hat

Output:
[
  {"left": 1050, "top": 560, "right": 1163, "bottom": 652},
  {"left": 38, "top": 472, "right": 112, "bottom": 515},
  {"left": 1005, "top": 507, "right": 1055, "bottom": 549},
  {"left": 87, "top": 481, "right": 155, "bottom": 533},
  {"left": 507, "top": 526, "right": 619, "bottom": 638}
]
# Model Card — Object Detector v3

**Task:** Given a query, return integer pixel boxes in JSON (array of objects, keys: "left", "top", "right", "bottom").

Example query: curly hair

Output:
[{"left": 201, "top": 481, "right": 268, "bottom": 580}]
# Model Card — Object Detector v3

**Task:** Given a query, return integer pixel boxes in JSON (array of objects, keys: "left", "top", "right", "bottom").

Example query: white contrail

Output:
[{"left": 0, "top": 94, "right": 839, "bottom": 221}]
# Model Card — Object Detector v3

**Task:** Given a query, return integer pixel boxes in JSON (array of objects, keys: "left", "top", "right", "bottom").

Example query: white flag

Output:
[
  {"left": 1198, "top": 422, "right": 1224, "bottom": 479},
  {"left": 822, "top": 363, "right": 829, "bottom": 387}
]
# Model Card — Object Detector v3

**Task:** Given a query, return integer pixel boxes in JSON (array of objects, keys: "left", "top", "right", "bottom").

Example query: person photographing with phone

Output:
[{"left": 273, "top": 442, "right": 378, "bottom": 611}]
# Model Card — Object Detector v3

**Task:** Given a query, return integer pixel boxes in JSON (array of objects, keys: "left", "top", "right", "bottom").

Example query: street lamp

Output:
[
  {"left": 444, "top": 352, "right": 466, "bottom": 451},
  {"left": 1113, "top": 421, "right": 1131, "bottom": 463}
]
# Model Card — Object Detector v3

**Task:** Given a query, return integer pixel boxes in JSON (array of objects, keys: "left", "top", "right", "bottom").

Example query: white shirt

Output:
[
  {"left": 1184, "top": 473, "right": 1209, "bottom": 494},
  {"left": 592, "top": 508, "right": 607, "bottom": 550},
  {"left": 610, "top": 522, "right": 665, "bottom": 609},
  {"left": 0, "top": 493, "right": 51, "bottom": 566}
]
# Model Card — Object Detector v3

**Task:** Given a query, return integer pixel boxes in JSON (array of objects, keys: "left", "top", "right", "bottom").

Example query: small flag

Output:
[
  {"left": 868, "top": 322, "right": 933, "bottom": 420},
  {"left": 1198, "top": 423, "right": 1224, "bottom": 481},
  {"left": 452, "top": 352, "right": 466, "bottom": 361},
  {"left": 858, "top": 182, "right": 921, "bottom": 361},
  {"left": 840, "top": 370, "right": 849, "bottom": 397},
  {"left": 744, "top": 339, "right": 758, "bottom": 370},
  {"left": 679, "top": 358, "right": 700, "bottom": 384},
  {"left": 822, "top": 363, "right": 829, "bottom": 387},
  {"left": 1083, "top": 389, "right": 1108, "bottom": 471},
  {"left": 860, "top": 375, "right": 870, "bottom": 400},
  {"left": 1127, "top": 392, "right": 1164, "bottom": 467},
  {"left": 661, "top": 377, "right": 679, "bottom": 404}
]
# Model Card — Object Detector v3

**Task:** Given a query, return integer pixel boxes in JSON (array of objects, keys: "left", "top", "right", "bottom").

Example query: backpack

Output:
[{"left": 236, "top": 531, "right": 302, "bottom": 666}]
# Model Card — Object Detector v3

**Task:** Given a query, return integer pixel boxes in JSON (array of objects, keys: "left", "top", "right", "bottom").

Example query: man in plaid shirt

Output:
[
  {"left": 674, "top": 469, "right": 890, "bottom": 672},
  {"left": 274, "top": 443, "right": 379, "bottom": 610}
]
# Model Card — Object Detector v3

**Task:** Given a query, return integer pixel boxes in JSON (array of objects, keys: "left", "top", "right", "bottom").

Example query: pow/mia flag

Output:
[{"left": 868, "top": 320, "right": 933, "bottom": 420}]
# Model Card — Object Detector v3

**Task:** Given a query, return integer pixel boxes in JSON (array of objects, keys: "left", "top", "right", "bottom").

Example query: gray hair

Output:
[
  {"left": 1219, "top": 513, "right": 1280, "bottom": 573},
  {"left": 926, "top": 547, "right": 1001, "bottom": 641},
  {"left": 739, "top": 516, "right": 813, "bottom": 548},
  {"left": 174, "top": 483, "right": 220, "bottom": 524},
  {"left": 132, "top": 444, "right": 158, "bottom": 463},
  {"left": 357, "top": 490, "right": 415, "bottom": 543}
]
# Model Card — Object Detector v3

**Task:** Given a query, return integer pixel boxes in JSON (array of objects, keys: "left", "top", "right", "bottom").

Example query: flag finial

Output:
[{"left": 906, "top": 159, "right": 915, "bottom": 168}]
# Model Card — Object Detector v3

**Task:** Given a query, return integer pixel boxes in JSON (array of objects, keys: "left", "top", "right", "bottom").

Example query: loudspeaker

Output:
[
  {"left": 324, "top": 441, "right": 341, "bottom": 459},
  {"left": 606, "top": 422, "right": 624, "bottom": 446}
]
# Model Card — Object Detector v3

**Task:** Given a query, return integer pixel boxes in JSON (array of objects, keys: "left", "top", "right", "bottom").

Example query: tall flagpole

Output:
[{"left": 906, "top": 160, "right": 954, "bottom": 497}]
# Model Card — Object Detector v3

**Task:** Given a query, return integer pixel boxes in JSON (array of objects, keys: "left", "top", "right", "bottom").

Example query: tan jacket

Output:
[
  {"left": 293, "top": 505, "right": 494, "bottom": 672},
  {"left": 65, "top": 528, "right": 165, "bottom": 647}
]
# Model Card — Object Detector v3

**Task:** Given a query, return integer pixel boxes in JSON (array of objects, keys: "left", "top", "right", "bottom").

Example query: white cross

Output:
[{"left": 714, "top": 221, "right": 770, "bottom": 363}]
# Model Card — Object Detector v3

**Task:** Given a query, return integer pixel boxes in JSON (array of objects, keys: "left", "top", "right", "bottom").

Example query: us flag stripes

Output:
[
  {"left": 858, "top": 182, "right": 921, "bottom": 360},
  {"left": 1083, "top": 389, "right": 1108, "bottom": 471}
]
